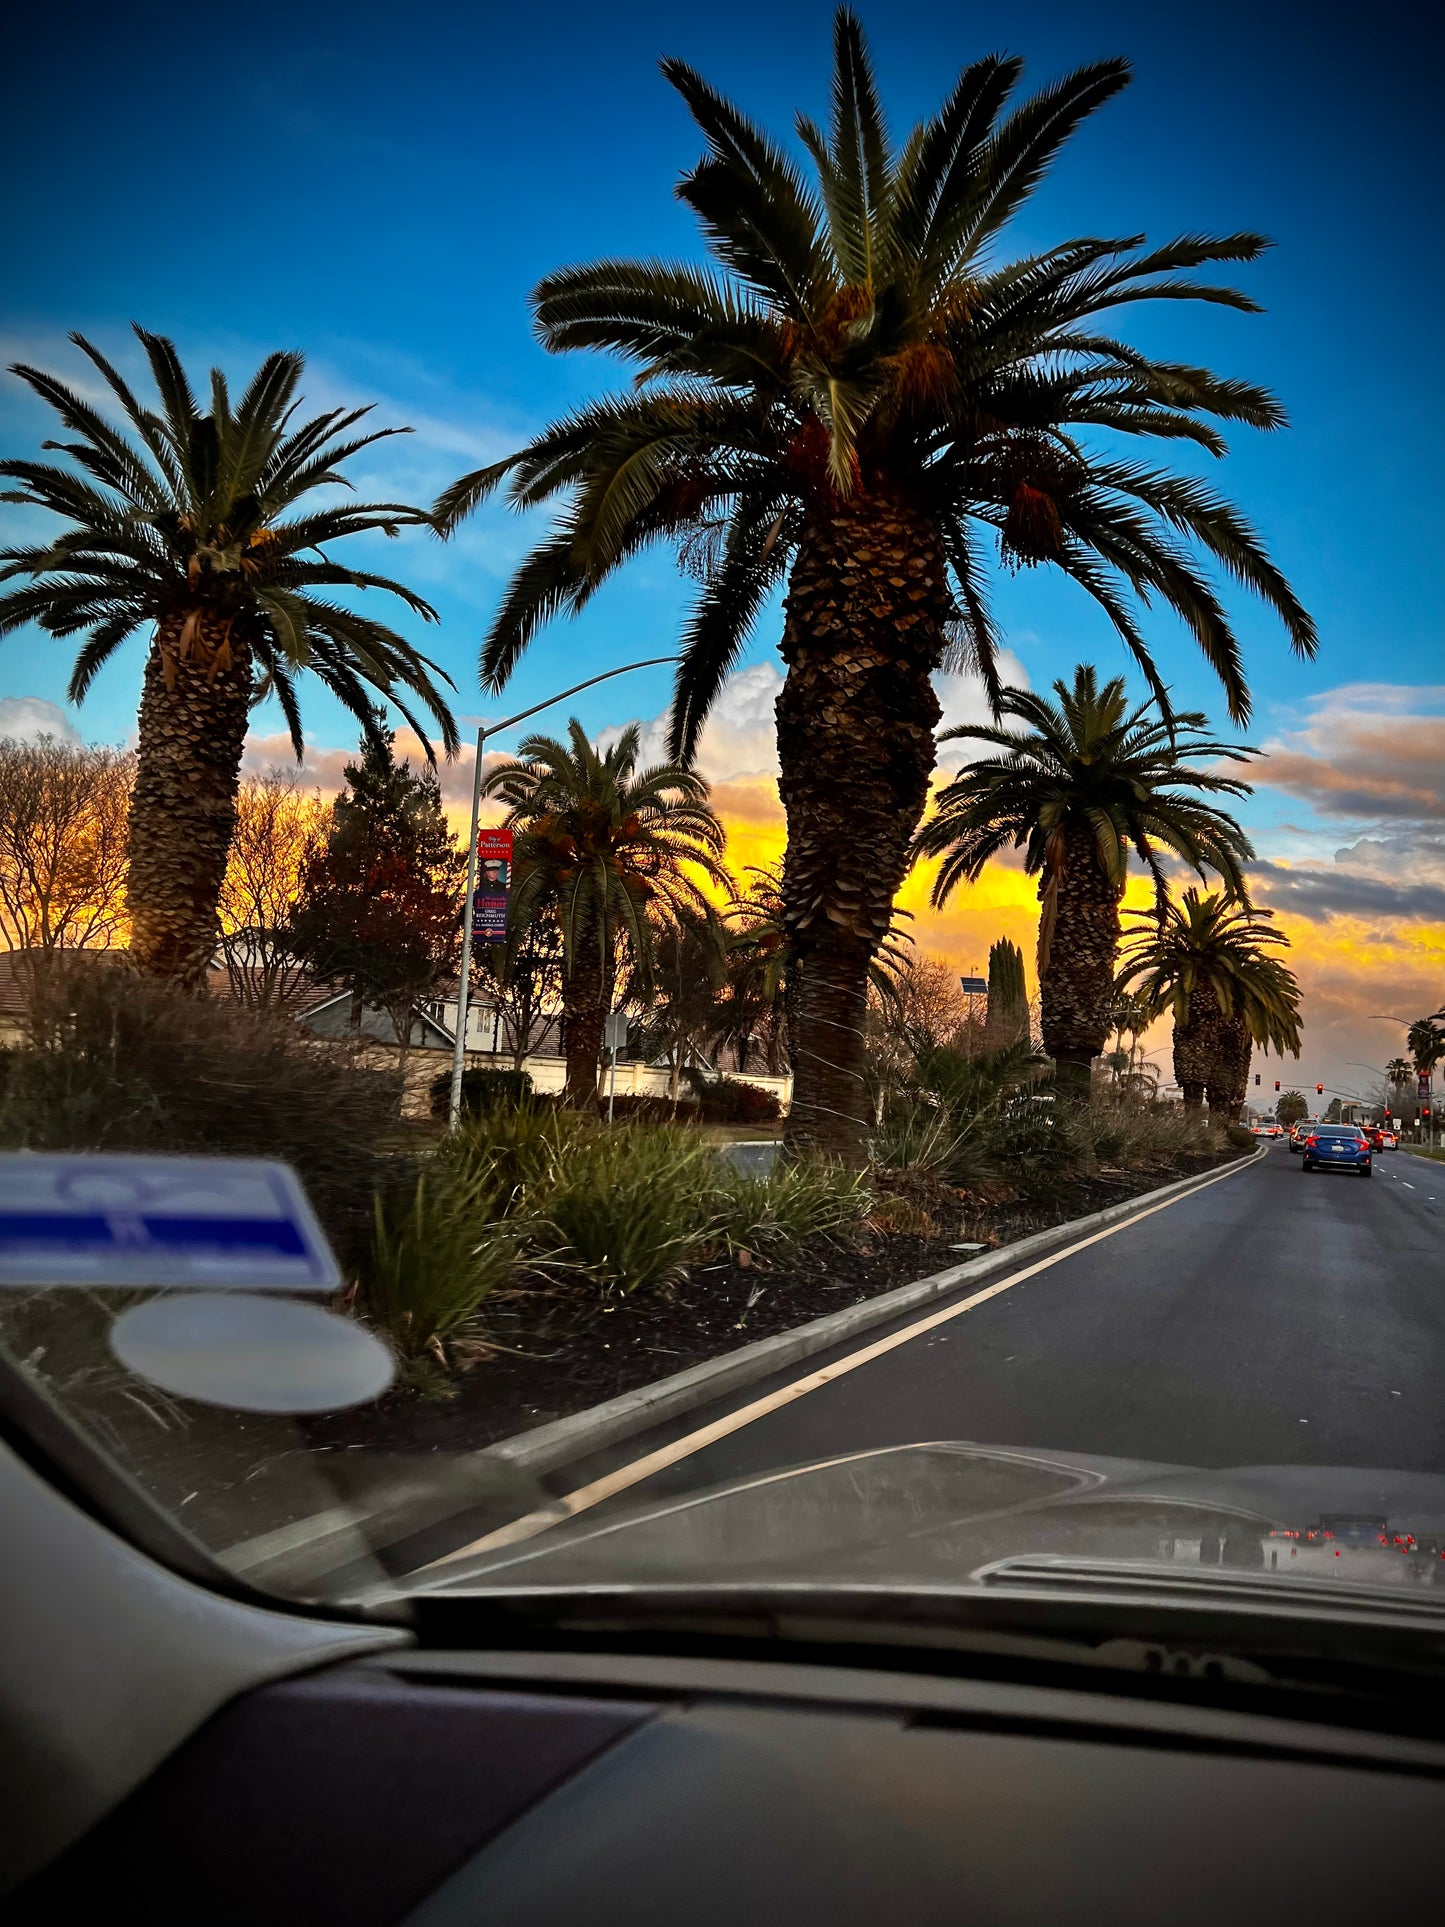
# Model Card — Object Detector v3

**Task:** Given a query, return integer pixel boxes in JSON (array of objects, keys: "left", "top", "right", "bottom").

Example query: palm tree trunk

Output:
[
  {"left": 777, "top": 489, "right": 951, "bottom": 1162},
  {"left": 1207, "top": 1014, "right": 1250, "bottom": 1121},
  {"left": 562, "top": 933, "right": 606, "bottom": 1109},
  {"left": 126, "top": 616, "right": 253, "bottom": 987},
  {"left": 1038, "top": 826, "right": 1122, "bottom": 1096},
  {"left": 1173, "top": 988, "right": 1221, "bottom": 1113}
]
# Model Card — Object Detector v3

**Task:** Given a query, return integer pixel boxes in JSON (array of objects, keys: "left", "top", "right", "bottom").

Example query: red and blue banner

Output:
[{"left": 473, "top": 827, "right": 513, "bottom": 942}]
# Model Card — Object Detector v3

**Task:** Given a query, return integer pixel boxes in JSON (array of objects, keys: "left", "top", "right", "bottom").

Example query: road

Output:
[{"left": 446, "top": 1143, "right": 1445, "bottom": 1566}]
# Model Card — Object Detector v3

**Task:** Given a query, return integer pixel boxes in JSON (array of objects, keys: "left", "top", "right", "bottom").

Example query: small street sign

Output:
[
  {"left": 604, "top": 1011, "right": 629, "bottom": 1052},
  {"left": 0, "top": 1155, "right": 341, "bottom": 1291}
]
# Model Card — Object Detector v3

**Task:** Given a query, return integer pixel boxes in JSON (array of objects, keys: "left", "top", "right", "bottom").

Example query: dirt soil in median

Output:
[{"left": 4, "top": 1150, "right": 1233, "bottom": 1561}]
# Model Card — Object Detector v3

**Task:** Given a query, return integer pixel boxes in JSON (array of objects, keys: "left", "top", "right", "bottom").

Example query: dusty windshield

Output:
[{"left": 0, "top": 9, "right": 1441, "bottom": 1621}]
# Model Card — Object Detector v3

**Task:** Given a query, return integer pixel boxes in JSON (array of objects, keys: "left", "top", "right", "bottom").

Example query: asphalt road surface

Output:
[{"left": 514, "top": 1143, "right": 1445, "bottom": 1540}]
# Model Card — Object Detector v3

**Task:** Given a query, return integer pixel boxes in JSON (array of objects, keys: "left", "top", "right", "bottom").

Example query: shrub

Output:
[
  {"left": 430, "top": 1066, "right": 534, "bottom": 1118},
  {"left": 0, "top": 958, "right": 405, "bottom": 1257},
  {"left": 594, "top": 1092, "right": 702, "bottom": 1123},
  {"left": 714, "top": 1159, "right": 872, "bottom": 1264},
  {"left": 362, "top": 1167, "right": 522, "bottom": 1387},
  {"left": 445, "top": 1101, "right": 588, "bottom": 1207},
  {"left": 533, "top": 1122, "right": 722, "bottom": 1293},
  {"left": 871, "top": 1096, "right": 983, "bottom": 1182},
  {"left": 1225, "top": 1122, "right": 1257, "bottom": 1150},
  {"left": 694, "top": 1077, "right": 783, "bottom": 1124}
]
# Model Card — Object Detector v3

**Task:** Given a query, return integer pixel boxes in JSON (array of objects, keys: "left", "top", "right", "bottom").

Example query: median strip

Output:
[{"left": 418, "top": 1146, "right": 1264, "bottom": 1572}]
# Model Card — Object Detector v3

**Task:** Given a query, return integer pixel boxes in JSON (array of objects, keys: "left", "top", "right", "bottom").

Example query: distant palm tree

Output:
[
  {"left": 0, "top": 329, "right": 455, "bottom": 983},
  {"left": 1117, "top": 890, "right": 1301, "bottom": 1116},
  {"left": 484, "top": 720, "right": 729, "bottom": 1105},
  {"left": 1407, "top": 1018, "right": 1444, "bottom": 1079},
  {"left": 436, "top": 9, "right": 1313, "bottom": 1158},
  {"left": 914, "top": 665, "right": 1257, "bottom": 1089},
  {"left": 1385, "top": 1056, "right": 1412, "bottom": 1090}
]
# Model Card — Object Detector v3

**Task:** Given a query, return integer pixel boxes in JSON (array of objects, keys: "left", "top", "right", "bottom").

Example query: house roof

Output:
[{"left": 0, "top": 945, "right": 128, "bottom": 1021}]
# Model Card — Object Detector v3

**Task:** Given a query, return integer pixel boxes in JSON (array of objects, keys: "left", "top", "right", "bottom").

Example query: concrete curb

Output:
[{"left": 220, "top": 1145, "right": 1261, "bottom": 1582}]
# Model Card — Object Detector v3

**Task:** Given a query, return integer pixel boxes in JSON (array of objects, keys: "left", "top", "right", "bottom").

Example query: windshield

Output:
[{"left": 1, "top": 9, "right": 1441, "bottom": 1642}]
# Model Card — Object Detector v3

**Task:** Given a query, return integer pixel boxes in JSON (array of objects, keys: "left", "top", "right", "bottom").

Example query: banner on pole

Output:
[
  {"left": 473, "top": 827, "right": 513, "bottom": 942},
  {"left": 1419, "top": 1072, "right": 1432, "bottom": 1100}
]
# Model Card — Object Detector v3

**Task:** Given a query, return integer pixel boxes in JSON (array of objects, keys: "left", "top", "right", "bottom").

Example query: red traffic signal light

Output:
[
  {"left": 1275, "top": 1080, "right": 1281, "bottom": 1092},
  {"left": 1316, "top": 1083, "right": 1324, "bottom": 1095},
  {"left": 1425, "top": 1106, "right": 1433, "bottom": 1119}
]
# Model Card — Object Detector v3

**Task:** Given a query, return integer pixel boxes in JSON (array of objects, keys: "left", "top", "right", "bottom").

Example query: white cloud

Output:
[
  {"left": 933, "top": 650, "right": 1029, "bottom": 769},
  {"left": 0, "top": 696, "right": 82, "bottom": 746}
]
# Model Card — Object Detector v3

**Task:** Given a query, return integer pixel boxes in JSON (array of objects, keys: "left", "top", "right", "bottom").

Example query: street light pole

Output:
[{"left": 447, "top": 654, "right": 680, "bottom": 1131}]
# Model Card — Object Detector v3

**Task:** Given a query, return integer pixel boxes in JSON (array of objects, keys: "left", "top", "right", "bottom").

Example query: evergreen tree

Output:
[
  {"left": 984, "top": 939, "right": 1029, "bottom": 1051},
  {"left": 288, "top": 726, "right": 464, "bottom": 1075}
]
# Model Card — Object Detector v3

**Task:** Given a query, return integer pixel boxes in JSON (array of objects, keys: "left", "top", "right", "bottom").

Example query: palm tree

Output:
[
  {"left": 434, "top": 10, "right": 1313, "bottom": 1159},
  {"left": 1117, "top": 890, "right": 1301, "bottom": 1116},
  {"left": 622, "top": 901, "right": 729, "bottom": 1107},
  {"left": 1408, "top": 1018, "right": 1444, "bottom": 1080},
  {"left": 1385, "top": 1056, "right": 1413, "bottom": 1089},
  {"left": 913, "top": 665, "right": 1258, "bottom": 1089},
  {"left": 0, "top": 329, "right": 456, "bottom": 984},
  {"left": 484, "top": 720, "right": 729, "bottom": 1105}
]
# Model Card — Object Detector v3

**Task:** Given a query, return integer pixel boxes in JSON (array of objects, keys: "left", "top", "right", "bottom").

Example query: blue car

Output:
[{"left": 1300, "top": 1124, "right": 1372, "bottom": 1176}]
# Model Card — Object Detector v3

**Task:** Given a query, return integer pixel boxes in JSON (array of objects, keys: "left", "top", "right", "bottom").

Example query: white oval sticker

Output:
[{"left": 111, "top": 1293, "right": 394, "bottom": 1414}]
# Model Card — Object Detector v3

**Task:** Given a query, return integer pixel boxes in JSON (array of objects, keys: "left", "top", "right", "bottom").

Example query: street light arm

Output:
[{"left": 467, "top": 656, "right": 682, "bottom": 741}]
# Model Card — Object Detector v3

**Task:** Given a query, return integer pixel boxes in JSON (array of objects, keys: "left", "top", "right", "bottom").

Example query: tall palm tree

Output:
[
  {"left": 484, "top": 720, "right": 729, "bottom": 1105},
  {"left": 1385, "top": 1055, "right": 1413, "bottom": 1090},
  {"left": 0, "top": 329, "right": 456, "bottom": 984},
  {"left": 1117, "top": 890, "right": 1301, "bottom": 1115},
  {"left": 913, "top": 665, "right": 1258, "bottom": 1089},
  {"left": 435, "top": 10, "right": 1313, "bottom": 1157}
]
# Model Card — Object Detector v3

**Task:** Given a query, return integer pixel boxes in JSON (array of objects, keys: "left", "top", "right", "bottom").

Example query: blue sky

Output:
[{"left": 2, "top": 0, "right": 1442, "bottom": 1088}]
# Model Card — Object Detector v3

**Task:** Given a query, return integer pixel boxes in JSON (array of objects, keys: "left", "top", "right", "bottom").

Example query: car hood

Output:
[{"left": 411, "top": 1443, "right": 1445, "bottom": 1597}]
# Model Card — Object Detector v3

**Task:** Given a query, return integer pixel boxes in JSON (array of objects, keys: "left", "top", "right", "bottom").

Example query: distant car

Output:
[
  {"left": 1364, "top": 1126, "right": 1396, "bottom": 1152},
  {"left": 1288, "top": 1122, "right": 1310, "bottom": 1154},
  {"left": 1300, "top": 1124, "right": 1372, "bottom": 1176}
]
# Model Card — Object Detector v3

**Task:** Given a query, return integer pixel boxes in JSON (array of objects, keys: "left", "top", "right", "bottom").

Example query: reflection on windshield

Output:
[{"left": 1, "top": 8, "right": 1442, "bottom": 1652}]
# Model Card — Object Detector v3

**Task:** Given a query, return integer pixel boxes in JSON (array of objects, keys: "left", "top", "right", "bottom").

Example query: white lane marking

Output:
[
  {"left": 423, "top": 1153, "right": 1261, "bottom": 1571},
  {"left": 1403, "top": 1183, "right": 1416, "bottom": 1190}
]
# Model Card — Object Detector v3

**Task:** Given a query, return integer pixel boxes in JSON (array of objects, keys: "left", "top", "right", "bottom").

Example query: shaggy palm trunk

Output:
[
  {"left": 1038, "top": 827, "right": 1122, "bottom": 1095},
  {"left": 561, "top": 933, "right": 607, "bottom": 1110},
  {"left": 126, "top": 615, "right": 253, "bottom": 987},
  {"left": 1208, "top": 1014, "right": 1251, "bottom": 1122},
  {"left": 1173, "top": 987, "right": 1223, "bottom": 1112},
  {"left": 777, "top": 490, "right": 951, "bottom": 1163}
]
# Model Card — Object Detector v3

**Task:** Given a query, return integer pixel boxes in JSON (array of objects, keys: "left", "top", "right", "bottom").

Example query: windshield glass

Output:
[{"left": 1, "top": 9, "right": 1441, "bottom": 1633}]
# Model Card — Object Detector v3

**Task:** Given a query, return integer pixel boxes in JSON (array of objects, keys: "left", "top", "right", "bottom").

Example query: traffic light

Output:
[
  {"left": 1254, "top": 1073, "right": 1260, "bottom": 1085},
  {"left": 1425, "top": 1106, "right": 1433, "bottom": 1120},
  {"left": 1316, "top": 1083, "right": 1324, "bottom": 1095},
  {"left": 1275, "top": 1080, "right": 1281, "bottom": 1091}
]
